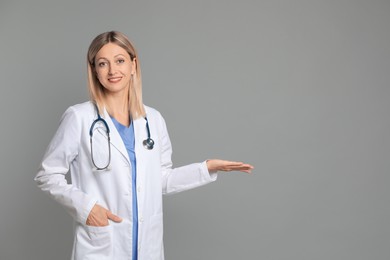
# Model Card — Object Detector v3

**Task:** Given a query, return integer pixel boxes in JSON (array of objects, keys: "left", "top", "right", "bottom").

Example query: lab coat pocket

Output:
[{"left": 73, "top": 224, "right": 113, "bottom": 260}]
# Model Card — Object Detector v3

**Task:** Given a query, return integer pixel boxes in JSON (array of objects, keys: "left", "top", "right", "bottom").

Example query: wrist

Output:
[{"left": 206, "top": 159, "right": 217, "bottom": 173}]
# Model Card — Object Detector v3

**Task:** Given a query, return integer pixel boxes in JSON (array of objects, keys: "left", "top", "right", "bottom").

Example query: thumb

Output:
[{"left": 107, "top": 211, "right": 123, "bottom": 223}]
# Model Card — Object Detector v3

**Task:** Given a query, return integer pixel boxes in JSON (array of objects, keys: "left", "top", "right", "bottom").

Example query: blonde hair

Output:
[{"left": 87, "top": 31, "right": 145, "bottom": 119}]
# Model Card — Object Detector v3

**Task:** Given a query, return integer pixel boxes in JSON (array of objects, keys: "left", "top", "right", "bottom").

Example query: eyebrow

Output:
[{"left": 96, "top": 54, "right": 127, "bottom": 61}]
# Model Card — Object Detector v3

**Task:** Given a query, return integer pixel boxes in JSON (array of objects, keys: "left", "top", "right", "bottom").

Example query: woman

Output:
[{"left": 35, "top": 31, "right": 253, "bottom": 260}]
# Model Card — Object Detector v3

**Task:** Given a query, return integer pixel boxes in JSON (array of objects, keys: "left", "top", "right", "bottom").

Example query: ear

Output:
[{"left": 131, "top": 58, "right": 137, "bottom": 75}]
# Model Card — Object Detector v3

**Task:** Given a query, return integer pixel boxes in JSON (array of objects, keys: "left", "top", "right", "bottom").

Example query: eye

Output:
[
  {"left": 98, "top": 61, "right": 107, "bottom": 67},
  {"left": 117, "top": 59, "right": 125, "bottom": 64}
]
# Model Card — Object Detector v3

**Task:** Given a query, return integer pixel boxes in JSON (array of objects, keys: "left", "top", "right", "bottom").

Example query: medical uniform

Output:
[
  {"left": 111, "top": 118, "right": 138, "bottom": 260},
  {"left": 35, "top": 101, "right": 217, "bottom": 260}
]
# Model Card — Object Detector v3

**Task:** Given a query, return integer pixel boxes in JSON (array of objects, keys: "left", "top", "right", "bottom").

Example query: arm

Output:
[
  {"left": 34, "top": 107, "right": 97, "bottom": 224},
  {"left": 157, "top": 113, "right": 254, "bottom": 195},
  {"left": 158, "top": 113, "right": 217, "bottom": 195}
]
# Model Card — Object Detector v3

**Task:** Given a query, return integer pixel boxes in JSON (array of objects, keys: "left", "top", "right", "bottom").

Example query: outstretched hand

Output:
[{"left": 206, "top": 159, "right": 254, "bottom": 174}]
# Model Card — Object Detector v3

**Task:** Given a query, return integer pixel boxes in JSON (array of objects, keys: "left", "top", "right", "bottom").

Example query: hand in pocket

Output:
[{"left": 86, "top": 204, "right": 123, "bottom": 227}]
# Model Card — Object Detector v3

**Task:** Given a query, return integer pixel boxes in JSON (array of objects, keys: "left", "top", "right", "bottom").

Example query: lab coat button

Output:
[
  {"left": 140, "top": 217, "right": 144, "bottom": 223},
  {"left": 137, "top": 186, "right": 141, "bottom": 192}
]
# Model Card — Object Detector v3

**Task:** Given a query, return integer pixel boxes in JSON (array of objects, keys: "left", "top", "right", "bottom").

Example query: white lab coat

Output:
[{"left": 35, "top": 101, "right": 217, "bottom": 260}]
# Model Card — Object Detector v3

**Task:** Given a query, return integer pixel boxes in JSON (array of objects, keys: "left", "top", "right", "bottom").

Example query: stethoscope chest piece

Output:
[{"left": 143, "top": 138, "right": 155, "bottom": 150}]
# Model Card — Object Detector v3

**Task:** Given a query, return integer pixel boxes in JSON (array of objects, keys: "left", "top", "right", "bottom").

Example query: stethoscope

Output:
[{"left": 89, "top": 104, "right": 154, "bottom": 170}]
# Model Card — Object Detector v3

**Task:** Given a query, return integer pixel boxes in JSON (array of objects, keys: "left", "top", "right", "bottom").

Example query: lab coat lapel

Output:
[{"left": 96, "top": 108, "right": 130, "bottom": 165}]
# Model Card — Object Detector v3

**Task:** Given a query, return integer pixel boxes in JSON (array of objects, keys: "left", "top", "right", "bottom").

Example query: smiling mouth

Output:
[{"left": 108, "top": 77, "right": 122, "bottom": 83}]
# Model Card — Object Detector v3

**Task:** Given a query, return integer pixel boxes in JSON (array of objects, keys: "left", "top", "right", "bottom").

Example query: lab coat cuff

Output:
[
  {"left": 79, "top": 198, "right": 98, "bottom": 224},
  {"left": 202, "top": 160, "right": 218, "bottom": 181}
]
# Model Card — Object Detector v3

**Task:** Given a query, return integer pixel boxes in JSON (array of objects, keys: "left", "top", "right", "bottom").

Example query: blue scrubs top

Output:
[{"left": 111, "top": 117, "right": 138, "bottom": 260}]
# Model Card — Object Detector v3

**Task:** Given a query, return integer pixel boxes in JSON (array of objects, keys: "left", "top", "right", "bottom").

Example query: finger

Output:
[
  {"left": 225, "top": 162, "right": 254, "bottom": 170},
  {"left": 241, "top": 169, "right": 253, "bottom": 174},
  {"left": 224, "top": 163, "right": 252, "bottom": 169},
  {"left": 219, "top": 162, "right": 244, "bottom": 170},
  {"left": 231, "top": 163, "right": 254, "bottom": 169},
  {"left": 86, "top": 215, "right": 109, "bottom": 226},
  {"left": 235, "top": 166, "right": 254, "bottom": 172},
  {"left": 107, "top": 211, "right": 123, "bottom": 223},
  {"left": 86, "top": 204, "right": 109, "bottom": 226},
  {"left": 225, "top": 164, "right": 254, "bottom": 173},
  {"left": 225, "top": 161, "right": 245, "bottom": 166}
]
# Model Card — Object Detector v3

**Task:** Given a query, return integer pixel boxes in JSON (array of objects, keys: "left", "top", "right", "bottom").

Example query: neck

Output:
[{"left": 104, "top": 91, "right": 130, "bottom": 126}]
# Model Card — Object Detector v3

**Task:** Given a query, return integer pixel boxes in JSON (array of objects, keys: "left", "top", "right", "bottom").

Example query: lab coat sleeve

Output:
[
  {"left": 34, "top": 107, "right": 97, "bottom": 224},
  {"left": 157, "top": 112, "right": 217, "bottom": 195}
]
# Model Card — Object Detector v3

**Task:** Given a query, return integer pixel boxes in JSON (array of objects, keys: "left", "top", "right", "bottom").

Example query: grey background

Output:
[{"left": 1, "top": 0, "right": 389, "bottom": 259}]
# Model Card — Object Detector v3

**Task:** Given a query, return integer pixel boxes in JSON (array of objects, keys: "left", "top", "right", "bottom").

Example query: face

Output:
[{"left": 94, "top": 43, "right": 136, "bottom": 95}]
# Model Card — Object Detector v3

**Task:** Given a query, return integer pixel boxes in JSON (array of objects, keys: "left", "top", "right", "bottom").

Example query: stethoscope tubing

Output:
[{"left": 89, "top": 104, "right": 154, "bottom": 170}]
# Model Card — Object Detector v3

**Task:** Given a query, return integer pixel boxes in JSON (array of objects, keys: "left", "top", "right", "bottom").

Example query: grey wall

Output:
[{"left": 1, "top": 0, "right": 389, "bottom": 259}]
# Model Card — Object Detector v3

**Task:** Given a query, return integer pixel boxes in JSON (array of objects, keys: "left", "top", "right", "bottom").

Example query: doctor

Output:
[{"left": 35, "top": 31, "right": 253, "bottom": 260}]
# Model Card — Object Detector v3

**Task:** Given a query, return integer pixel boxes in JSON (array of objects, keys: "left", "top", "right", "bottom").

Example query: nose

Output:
[{"left": 108, "top": 64, "right": 117, "bottom": 75}]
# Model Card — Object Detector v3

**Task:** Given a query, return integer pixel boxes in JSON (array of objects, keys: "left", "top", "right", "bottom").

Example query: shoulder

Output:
[
  {"left": 144, "top": 105, "right": 163, "bottom": 119},
  {"left": 144, "top": 105, "right": 168, "bottom": 128},
  {"left": 59, "top": 101, "right": 95, "bottom": 124},
  {"left": 68, "top": 101, "right": 95, "bottom": 115},
  {"left": 63, "top": 101, "right": 95, "bottom": 117}
]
